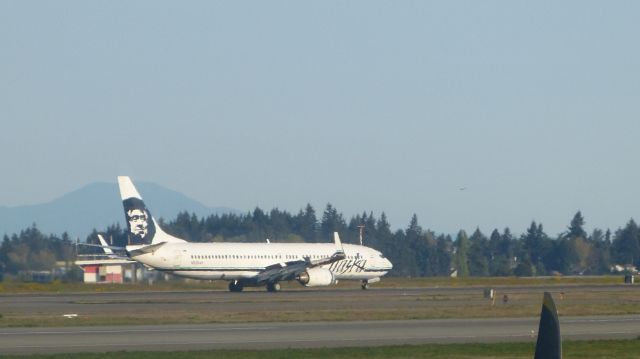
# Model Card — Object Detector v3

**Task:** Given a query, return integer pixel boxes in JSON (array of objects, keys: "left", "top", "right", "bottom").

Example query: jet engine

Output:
[{"left": 296, "top": 267, "right": 336, "bottom": 287}]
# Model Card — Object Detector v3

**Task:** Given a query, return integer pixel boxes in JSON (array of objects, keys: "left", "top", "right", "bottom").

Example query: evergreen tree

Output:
[
  {"left": 566, "top": 211, "right": 587, "bottom": 239},
  {"left": 435, "top": 234, "right": 453, "bottom": 275},
  {"left": 563, "top": 211, "right": 589, "bottom": 273},
  {"left": 374, "top": 213, "right": 393, "bottom": 261},
  {"left": 500, "top": 227, "right": 516, "bottom": 261},
  {"left": 488, "top": 229, "right": 501, "bottom": 259},
  {"left": 410, "top": 218, "right": 444, "bottom": 277},
  {"left": 521, "top": 221, "right": 548, "bottom": 266},
  {"left": 468, "top": 228, "right": 489, "bottom": 276},
  {"left": 294, "top": 204, "right": 317, "bottom": 242},
  {"left": 320, "top": 203, "right": 347, "bottom": 241},
  {"left": 453, "top": 230, "right": 470, "bottom": 277},
  {"left": 362, "top": 212, "right": 378, "bottom": 248},
  {"left": 488, "top": 229, "right": 512, "bottom": 276},
  {"left": 612, "top": 219, "right": 640, "bottom": 266},
  {"left": 586, "top": 228, "right": 611, "bottom": 274},
  {"left": 421, "top": 230, "right": 442, "bottom": 276},
  {"left": 406, "top": 214, "right": 422, "bottom": 238},
  {"left": 402, "top": 214, "right": 422, "bottom": 276}
]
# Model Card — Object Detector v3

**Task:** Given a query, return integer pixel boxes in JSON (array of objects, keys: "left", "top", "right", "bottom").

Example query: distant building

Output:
[{"left": 75, "top": 258, "right": 136, "bottom": 283}]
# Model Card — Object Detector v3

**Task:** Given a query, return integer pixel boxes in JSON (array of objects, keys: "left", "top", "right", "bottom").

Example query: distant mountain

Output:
[{"left": 0, "top": 182, "right": 241, "bottom": 239}]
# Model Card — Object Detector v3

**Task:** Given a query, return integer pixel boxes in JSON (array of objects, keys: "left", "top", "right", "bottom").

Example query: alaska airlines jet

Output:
[{"left": 115, "top": 176, "right": 392, "bottom": 292}]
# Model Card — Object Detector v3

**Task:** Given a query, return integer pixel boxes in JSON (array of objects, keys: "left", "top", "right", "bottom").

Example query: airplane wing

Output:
[
  {"left": 534, "top": 292, "right": 562, "bottom": 359},
  {"left": 252, "top": 232, "right": 346, "bottom": 285}
]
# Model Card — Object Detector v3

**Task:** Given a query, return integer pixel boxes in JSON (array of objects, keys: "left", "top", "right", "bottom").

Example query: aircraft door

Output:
[{"left": 172, "top": 250, "right": 184, "bottom": 268}]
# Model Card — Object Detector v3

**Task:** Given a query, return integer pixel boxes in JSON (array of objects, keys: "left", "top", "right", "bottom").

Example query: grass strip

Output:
[
  {"left": 0, "top": 275, "right": 626, "bottom": 294},
  {"left": 4, "top": 339, "right": 640, "bottom": 359}
]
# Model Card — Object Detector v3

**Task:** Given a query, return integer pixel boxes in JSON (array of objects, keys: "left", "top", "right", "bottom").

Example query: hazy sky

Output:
[{"left": 1, "top": 1, "right": 639, "bottom": 236}]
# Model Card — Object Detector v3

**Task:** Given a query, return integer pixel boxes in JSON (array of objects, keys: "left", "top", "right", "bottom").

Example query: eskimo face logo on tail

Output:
[{"left": 123, "top": 197, "right": 156, "bottom": 245}]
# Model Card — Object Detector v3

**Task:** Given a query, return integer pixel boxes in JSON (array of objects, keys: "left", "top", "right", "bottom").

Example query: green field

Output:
[
  {"left": 1, "top": 276, "right": 639, "bottom": 327},
  {"left": 4, "top": 340, "right": 640, "bottom": 359}
]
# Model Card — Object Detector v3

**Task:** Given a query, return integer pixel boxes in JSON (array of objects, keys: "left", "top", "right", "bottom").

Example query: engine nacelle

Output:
[{"left": 297, "top": 267, "right": 336, "bottom": 287}]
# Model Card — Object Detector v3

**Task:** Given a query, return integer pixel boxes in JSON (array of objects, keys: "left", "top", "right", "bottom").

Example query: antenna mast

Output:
[{"left": 357, "top": 225, "right": 365, "bottom": 245}]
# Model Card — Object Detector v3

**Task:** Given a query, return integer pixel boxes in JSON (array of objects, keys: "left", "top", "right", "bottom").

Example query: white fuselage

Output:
[{"left": 128, "top": 242, "right": 392, "bottom": 281}]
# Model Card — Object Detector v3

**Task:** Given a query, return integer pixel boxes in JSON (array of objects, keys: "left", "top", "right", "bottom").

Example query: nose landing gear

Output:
[
  {"left": 229, "top": 280, "right": 244, "bottom": 292},
  {"left": 266, "top": 282, "right": 281, "bottom": 292}
]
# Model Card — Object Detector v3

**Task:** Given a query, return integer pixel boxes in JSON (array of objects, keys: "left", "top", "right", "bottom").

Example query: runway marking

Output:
[
  {"left": 0, "top": 334, "right": 538, "bottom": 350},
  {"left": 564, "top": 318, "right": 640, "bottom": 323},
  {"left": 0, "top": 326, "right": 278, "bottom": 336}
]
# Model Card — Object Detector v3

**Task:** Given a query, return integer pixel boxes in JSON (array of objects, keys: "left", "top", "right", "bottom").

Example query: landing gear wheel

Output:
[
  {"left": 361, "top": 280, "right": 369, "bottom": 290},
  {"left": 266, "top": 282, "right": 281, "bottom": 292},
  {"left": 229, "top": 280, "right": 244, "bottom": 292}
]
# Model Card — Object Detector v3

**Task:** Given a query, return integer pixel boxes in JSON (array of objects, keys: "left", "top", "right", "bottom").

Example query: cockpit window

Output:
[{"left": 379, "top": 254, "right": 386, "bottom": 259}]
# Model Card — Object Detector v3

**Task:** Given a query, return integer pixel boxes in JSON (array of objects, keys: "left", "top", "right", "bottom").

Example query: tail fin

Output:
[
  {"left": 333, "top": 232, "right": 345, "bottom": 255},
  {"left": 117, "top": 176, "right": 185, "bottom": 245},
  {"left": 534, "top": 292, "right": 562, "bottom": 359}
]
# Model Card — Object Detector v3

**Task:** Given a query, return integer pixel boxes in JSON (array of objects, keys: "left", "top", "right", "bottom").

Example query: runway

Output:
[
  {"left": 1, "top": 285, "right": 639, "bottom": 354},
  {"left": 2, "top": 316, "right": 640, "bottom": 355}
]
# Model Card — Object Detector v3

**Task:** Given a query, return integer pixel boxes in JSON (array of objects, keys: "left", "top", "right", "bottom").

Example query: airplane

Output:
[{"left": 108, "top": 176, "right": 392, "bottom": 292}]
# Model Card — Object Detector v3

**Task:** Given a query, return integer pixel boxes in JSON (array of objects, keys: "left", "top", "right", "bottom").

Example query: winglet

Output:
[
  {"left": 334, "top": 232, "right": 345, "bottom": 254},
  {"left": 534, "top": 292, "right": 562, "bottom": 359}
]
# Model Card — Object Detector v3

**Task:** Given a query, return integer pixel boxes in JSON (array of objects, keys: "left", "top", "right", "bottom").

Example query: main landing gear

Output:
[
  {"left": 229, "top": 280, "right": 281, "bottom": 292},
  {"left": 361, "top": 280, "right": 370, "bottom": 290},
  {"left": 229, "top": 280, "right": 244, "bottom": 292}
]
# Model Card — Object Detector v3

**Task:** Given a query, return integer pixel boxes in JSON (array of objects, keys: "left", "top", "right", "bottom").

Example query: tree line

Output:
[
  {"left": 2, "top": 205, "right": 640, "bottom": 279},
  {"left": 0, "top": 226, "right": 78, "bottom": 280}
]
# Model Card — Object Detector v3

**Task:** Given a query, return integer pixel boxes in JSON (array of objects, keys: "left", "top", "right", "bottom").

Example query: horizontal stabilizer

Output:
[
  {"left": 127, "top": 242, "right": 166, "bottom": 257},
  {"left": 78, "top": 243, "right": 126, "bottom": 251}
]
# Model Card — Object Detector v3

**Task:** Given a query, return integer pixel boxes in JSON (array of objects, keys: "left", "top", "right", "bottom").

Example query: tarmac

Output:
[
  {"left": 1, "top": 285, "right": 639, "bottom": 355},
  {"left": 2, "top": 316, "right": 640, "bottom": 354},
  {"left": 1, "top": 284, "right": 635, "bottom": 317}
]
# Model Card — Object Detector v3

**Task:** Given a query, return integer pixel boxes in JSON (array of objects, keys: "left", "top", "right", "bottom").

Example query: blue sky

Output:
[{"left": 1, "top": 1, "right": 639, "bottom": 235}]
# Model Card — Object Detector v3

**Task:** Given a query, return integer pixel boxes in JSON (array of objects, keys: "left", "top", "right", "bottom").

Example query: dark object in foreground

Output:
[{"left": 534, "top": 291, "right": 562, "bottom": 359}]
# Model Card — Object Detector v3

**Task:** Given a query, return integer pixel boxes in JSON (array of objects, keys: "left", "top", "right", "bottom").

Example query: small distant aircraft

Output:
[{"left": 95, "top": 176, "right": 392, "bottom": 292}]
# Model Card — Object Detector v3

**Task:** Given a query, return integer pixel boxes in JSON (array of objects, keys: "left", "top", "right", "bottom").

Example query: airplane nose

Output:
[{"left": 385, "top": 258, "right": 393, "bottom": 270}]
